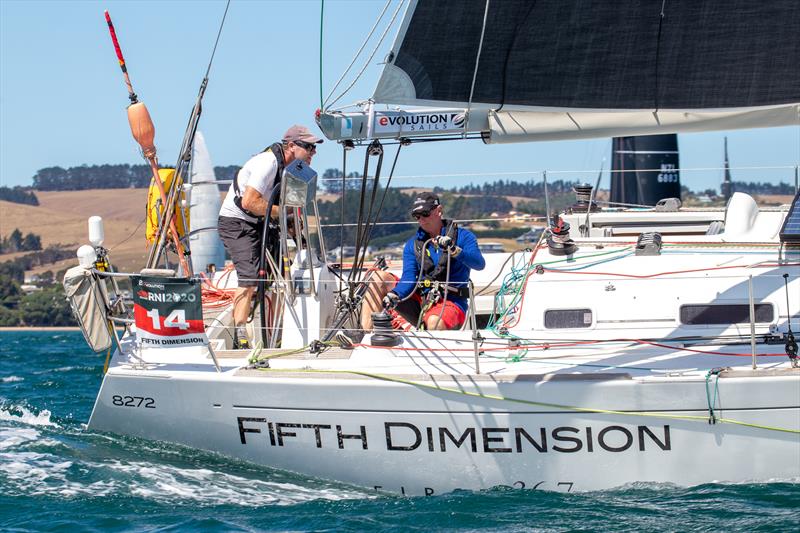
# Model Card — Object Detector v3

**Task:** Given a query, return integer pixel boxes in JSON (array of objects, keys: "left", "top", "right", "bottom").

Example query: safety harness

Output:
[
  {"left": 233, "top": 142, "right": 285, "bottom": 220},
  {"left": 414, "top": 220, "right": 469, "bottom": 300}
]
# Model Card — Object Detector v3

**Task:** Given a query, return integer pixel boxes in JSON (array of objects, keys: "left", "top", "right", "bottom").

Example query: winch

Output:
[{"left": 547, "top": 215, "right": 577, "bottom": 256}]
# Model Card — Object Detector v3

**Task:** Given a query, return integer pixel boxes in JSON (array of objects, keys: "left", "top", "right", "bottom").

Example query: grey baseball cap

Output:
[{"left": 283, "top": 124, "right": 323, "bottom": 144}]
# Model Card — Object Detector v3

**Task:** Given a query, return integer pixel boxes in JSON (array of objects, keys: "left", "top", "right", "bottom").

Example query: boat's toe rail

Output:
[
  {"left": 231, "top": 367, "right": 634, "bottom": 382},
  {"left": 215, "top": 346, "right": 354, "bottom": 360},
  {"left": 720, "top": 367, "right": 800, "bottom": 378}
]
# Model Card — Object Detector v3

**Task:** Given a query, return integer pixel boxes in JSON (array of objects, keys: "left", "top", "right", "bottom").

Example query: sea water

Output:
[{"left": 1, "top": 331, "right": 797, "bottom": 532}]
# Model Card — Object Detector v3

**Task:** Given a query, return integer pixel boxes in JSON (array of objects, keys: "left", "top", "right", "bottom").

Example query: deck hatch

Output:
[
  {"left": 679, "top": 304, "right": 774, "bottom": 325},
  {"left": 544, "top": 309, "right": 593, "bottom": 329}
]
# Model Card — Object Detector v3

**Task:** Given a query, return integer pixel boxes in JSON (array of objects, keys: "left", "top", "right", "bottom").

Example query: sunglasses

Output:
[
  {"left": 412, "top": 210, "right": 432, "bottom": 220},
  {"left": 293, "top": 140, "right": 317, "bottom": 153}
]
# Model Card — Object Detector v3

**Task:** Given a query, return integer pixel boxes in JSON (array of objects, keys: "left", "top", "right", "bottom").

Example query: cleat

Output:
[{"left": 335, "top": 329, "right": 364, "bottom": 349}]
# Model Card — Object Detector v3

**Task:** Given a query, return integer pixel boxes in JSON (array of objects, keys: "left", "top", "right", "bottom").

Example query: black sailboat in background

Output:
[{"left": 610, "top": 134, "right": 680, "bottom": 206}]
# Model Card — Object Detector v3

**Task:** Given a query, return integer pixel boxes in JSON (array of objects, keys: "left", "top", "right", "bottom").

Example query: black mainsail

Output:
[{"left": 319, "top": 0, "right": 800, "bottom": 142}]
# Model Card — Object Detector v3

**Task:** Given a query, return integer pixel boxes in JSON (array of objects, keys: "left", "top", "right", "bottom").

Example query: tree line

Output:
[
  {"left": 0, "top": 186, "right": 39, "bottom": 205},
  {"left": 23, "top": 164, "right": 797, "bottom": 196},
  {"left": 0, "top": 229, "right": 42, "bottom": 254},
  {"left": 0, "top": 246, "right": 77, "bottom": 327},
  {"left": 30, "top": 164, "right": 243, "bottom": 191}
]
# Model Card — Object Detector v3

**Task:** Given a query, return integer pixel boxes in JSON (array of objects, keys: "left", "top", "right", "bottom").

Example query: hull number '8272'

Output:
[{"left": 111, "top": 395, "right": 155, "bottom": 408}]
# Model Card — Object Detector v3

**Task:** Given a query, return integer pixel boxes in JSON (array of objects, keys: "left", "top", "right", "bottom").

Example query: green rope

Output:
[
  {"left": 487, "top": 247, "right": 635, "bottom": 342},
  {"left": 254, "top": 366, "right": 800, "bottom": 435},
  {"left": 319, "top": 0, "right": 325, "bottom": 110},
  {"left": 248, "top": 341, "right": 338, "bottom": 365}
]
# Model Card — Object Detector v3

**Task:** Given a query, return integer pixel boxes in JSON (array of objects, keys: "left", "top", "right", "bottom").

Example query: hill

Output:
[{"left": 0, "top": 189, "right": 150, "bottom": 276}]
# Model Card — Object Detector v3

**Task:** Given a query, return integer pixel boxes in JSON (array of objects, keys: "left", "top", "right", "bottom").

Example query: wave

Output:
[
  {"left": 1, "top": 376, "right": 23, "bottom": 383},
  {"left": 0, "top": 404, "right": 56, "bottom": 427},
  {"left": 0, "top": 449, "right": 372, "bottom": 505}
]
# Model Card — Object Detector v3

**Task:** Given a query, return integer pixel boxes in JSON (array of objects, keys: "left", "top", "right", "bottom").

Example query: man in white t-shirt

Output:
[{"left": 218, "top": 124, "right": 322, "bottom": 348}]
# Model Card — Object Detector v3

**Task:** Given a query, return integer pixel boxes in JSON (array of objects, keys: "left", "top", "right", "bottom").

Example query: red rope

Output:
[{"left": 353, "top": 337, "right": 787, "bottom": 357}]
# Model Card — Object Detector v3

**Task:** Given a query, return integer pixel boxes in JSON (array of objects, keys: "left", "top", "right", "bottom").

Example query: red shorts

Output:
[
  {"left": 389, "top": 274, "right": 467, "bottom": 330},
  {"left": 422, "top": 298, "right": 466, "bottom": 329}
]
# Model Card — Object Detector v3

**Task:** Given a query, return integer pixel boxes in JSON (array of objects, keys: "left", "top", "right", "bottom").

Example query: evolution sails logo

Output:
[{"left": 373, "top": 111, "right": 465, "bottom": 134}]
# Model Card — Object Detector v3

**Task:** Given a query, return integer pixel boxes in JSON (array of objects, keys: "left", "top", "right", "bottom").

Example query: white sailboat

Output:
[
  {"left": 72, "top": 1, "right": 799, "bottom": 495},
  {"left": 187, "top": 131, "right": 226, "bottom": 274}
]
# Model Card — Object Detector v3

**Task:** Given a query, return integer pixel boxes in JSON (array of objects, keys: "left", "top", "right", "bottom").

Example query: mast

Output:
[{"left": 721, "top": 137, "right": 733, "bottom": 203}]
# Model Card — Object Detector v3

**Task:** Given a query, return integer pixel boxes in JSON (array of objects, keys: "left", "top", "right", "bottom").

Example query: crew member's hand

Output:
[
  {"left": 435, "top": 235, "right": 453, "bottom": 250},
  {"left": 383, "top": 291, "right": 400, "bottom": 310},
  {"left": 436, "top": 235, "right": 461, "bottom": 257}
]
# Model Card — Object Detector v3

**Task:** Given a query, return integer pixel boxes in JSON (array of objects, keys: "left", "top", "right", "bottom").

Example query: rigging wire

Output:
[
  {"left": 319, "top": 0, "right": 324, "bottom": 110},
  {"left": 360, "top": 143, "right": 404, "bottom": 248},
  {"left": 323, "top": 0, "right": 392, "bottom": 109},
  {"left": 109, "top": 219, "right": 146, "bottom": 251},
  {"left": 354, "top": 143, "right": 386, "bottom": 275},
  {"left": 338, "top": 145, "right": 348, "bottom": 297},
  {"left": 204, "top": 0, "right": 231, "bottom": 80},
  {"left": 149, "top": 0, "right": 231, "bottom": 270},
  {"left": 326, "top": 0, "right": 405, "bottom": 110}
]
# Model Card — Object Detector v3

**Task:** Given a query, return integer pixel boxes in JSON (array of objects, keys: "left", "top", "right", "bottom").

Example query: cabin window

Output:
[
  {"left": 475, "top": 314, "right": 491, "bottom": 330},
  {"left": 679, "top": 304, "right": 774, "bottom": 325},
  {"left": 544, "top": 309, "right": 592, "bottom": 329}
]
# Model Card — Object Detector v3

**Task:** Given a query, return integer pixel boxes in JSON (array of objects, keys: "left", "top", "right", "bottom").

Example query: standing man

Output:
[
  {"left": 382, "top": 192, "right": 485, "bottom": 330},
  {"left": 217, "top": 125, "right": 322, "bottom": 348}
]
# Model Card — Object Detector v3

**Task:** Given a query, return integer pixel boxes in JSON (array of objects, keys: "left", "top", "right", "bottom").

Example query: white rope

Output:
[
  {"left": 326, "top": 0, "right": 406, "bottom": 110},
  {"left": 322, "top": 0, "right": 393, "bottom": 109}
]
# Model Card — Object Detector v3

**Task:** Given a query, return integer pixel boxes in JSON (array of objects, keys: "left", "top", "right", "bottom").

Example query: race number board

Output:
[{"left": 132, "top": 276, "right": 208, "bottom": 348}]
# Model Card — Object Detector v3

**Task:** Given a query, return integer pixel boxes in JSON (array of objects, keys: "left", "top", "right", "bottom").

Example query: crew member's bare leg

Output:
[
  {"left": 233, "top": 286, "right": 255, "bottom": 327},
  {"left": 425, "top": 314, "right": 448, "bottom": 330},
  {"left": 360, "top": 270, "right": 394, "bottom": 331}
]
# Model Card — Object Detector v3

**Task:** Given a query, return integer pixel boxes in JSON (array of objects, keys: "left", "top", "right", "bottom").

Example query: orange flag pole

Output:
[{"left": 103, "top": 11, "right": 191, "bottom": 275}]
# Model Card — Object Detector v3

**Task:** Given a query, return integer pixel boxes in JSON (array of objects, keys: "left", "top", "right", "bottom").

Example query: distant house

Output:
[
  {"left": 478, "top": 242, "right": 504, "bottom": 253},
  {"left": 20, "top": 284, "right": 42, "bottom": 294},
  {"left": 515, "top": 228, "right": 544, "bottom": 243}
]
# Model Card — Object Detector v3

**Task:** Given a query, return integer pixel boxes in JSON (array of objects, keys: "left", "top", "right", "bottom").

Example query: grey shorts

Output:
[{"left": 217, "top": 216, "right": 263, "bottom": 288}]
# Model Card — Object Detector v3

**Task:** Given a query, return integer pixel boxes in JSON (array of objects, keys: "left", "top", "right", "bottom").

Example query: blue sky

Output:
[{"left": 1, "top": 0, "right": 798, "bottom": 191}]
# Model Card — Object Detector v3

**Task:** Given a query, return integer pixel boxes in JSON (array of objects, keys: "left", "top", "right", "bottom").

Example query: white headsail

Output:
[{"left": 188, "top": 131, "right": 226, "bottom": 273}]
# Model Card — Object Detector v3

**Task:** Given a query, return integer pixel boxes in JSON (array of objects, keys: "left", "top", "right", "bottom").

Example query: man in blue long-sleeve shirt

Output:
[{"left": 382, "top": 192, "right": 486, "bottom": 330}]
